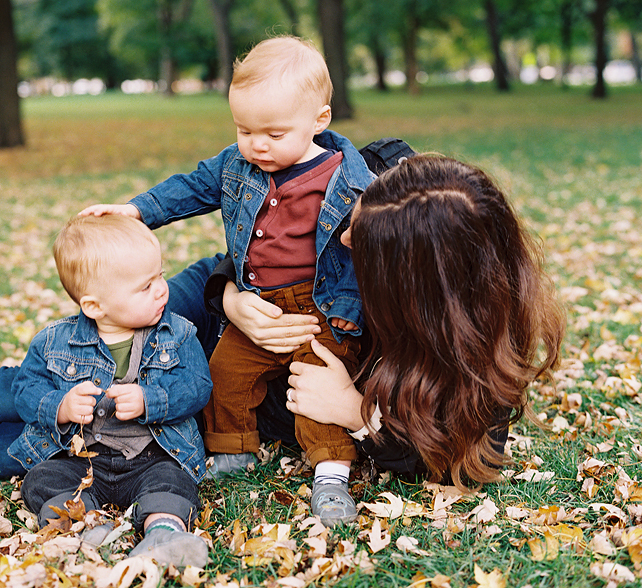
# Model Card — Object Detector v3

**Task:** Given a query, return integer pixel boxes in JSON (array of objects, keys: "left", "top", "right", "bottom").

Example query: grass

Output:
[{"left": 2, "top": 82, "right": 642, "bottom": 587}]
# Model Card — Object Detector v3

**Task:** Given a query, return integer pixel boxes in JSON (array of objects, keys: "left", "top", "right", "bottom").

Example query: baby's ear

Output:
[
  {"left": 80, "top": 295, "right": 104, "bottom": 320},
  {"left": 315, "top": 105, "right": 332, "bottom": 133}
]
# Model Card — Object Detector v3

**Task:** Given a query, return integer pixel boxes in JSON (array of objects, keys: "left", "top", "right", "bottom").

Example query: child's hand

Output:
[
  {"left": 78, "top": 203, "right": 141, "bottom": 220},
  {"left": 58, "top": 381, "right": 101, "bottom": 425},
  {"left": 330, "top": 318, "right": 358, "bottom": 332},
  {"left": 106, "top": 384, "right": 145, "bottom": 420}
]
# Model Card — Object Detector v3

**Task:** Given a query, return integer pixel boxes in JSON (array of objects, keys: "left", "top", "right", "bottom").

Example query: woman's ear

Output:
[
  {"left": 314, "top": 105, "right": 332, "bottom": 134},
  {"left": 80, "top": 295, "right": 104, "bottom": 320}
]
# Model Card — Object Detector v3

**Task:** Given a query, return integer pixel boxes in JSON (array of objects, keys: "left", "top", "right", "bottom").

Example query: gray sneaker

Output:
[
  {"left": 81, "top": 522, "right": 115, "bottom": 549},
  {"left": 204, "top": 452, "right": 257, "bottom": 480},
  {"left": 311, "top": 482, "right": 357, "bottom": 527},
  {"left": 128, "top": 527, "right": 208, "bottom": 568}
]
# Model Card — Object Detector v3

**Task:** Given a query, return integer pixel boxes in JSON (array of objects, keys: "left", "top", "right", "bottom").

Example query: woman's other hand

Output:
[
  {"left": 287, "top": 340, "right": 365, "bottom": 431},
  {"left": 223, "top": 281, "right": 321, "bottom": 353}
]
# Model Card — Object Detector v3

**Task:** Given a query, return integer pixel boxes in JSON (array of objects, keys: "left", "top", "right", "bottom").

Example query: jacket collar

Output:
[
  {"left": 68, "top": 309, "right": 173, "bottom": 347},
  {"left": 315, "top": 130, "right": 375, "bottom": 191}
]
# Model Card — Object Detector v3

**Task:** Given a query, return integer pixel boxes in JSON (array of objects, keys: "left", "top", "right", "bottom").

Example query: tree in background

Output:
[
  {"left": 208, "top": 0, "right": 233, "bottom": 94},
  {"left": 484, "top": 0, "right": 510, "bottom": 90},
  {"left": 98, "top": 0, "right": 201, "bottom": 94},
  {"left": 16, "top": 0, "right": 124, "bottom": 87},
  {"left": 347, "top": 0, "right": 395, "bottom": 91},
  {"left": 587, "top": 0, "right": 610, "bottom": 98},
  {"left": 613, "top": 0, "right": 642, "bottom": 82},
  {"left": 0, "top": 0, "right": 24, "bottom": 148},
  {"left": 317, "top": 0, "right": 352, "bottom": 118}
]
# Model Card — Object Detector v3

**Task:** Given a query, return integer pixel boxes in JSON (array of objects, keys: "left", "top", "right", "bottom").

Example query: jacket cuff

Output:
[
  {"left": 128, "top": 193, "right": 164, "bottom": 229},
  {"left": 204, "top": 255, "right": 236, "bottom": 316}
]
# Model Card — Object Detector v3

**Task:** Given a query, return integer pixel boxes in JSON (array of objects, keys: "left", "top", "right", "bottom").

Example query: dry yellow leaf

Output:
[
  {"left": 622, "top": 528, "right": 642, "bottom": 569},
  {"left": 429, "top": 573, "right": 452, "bottom": 588},
  {"left": 547, "top": 524, "right": 585, "bottom": 552},
  {"left": 473, "top": 563, "right": 506, "bottom": 588},
  {"left": 528, "top": 532, "right": 559, "bottom": 561}
]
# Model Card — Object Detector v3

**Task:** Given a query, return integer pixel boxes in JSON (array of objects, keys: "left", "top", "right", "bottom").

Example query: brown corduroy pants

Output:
[{"left": 203, "top": 280, "right": 359, "bottom": 467}]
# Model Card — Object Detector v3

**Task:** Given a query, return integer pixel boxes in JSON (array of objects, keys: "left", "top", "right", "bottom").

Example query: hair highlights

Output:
[{"left": 351, "top": 154, "right": 565, "bottom": 489}]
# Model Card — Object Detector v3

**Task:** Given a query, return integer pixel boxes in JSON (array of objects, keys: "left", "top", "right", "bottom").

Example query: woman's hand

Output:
[
  {"left": 286, "top": 340, "right": 366, "bottom": 431},
  {"left": 223, "top": 281, "right": 322, "bottom": 353}
]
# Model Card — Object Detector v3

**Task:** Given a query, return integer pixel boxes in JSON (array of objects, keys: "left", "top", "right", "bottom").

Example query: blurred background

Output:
[{"left": 2, "top": 0, "right": 641, "bottom": 148}]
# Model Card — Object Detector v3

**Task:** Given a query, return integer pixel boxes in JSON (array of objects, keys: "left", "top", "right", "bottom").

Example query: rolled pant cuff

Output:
[
  {"left": 204, "top": 430, "right": 260, "bottom": 455},
  {"left": 132, "top": 491, "right": 199, "bottom": 532},
  {"left": 306, "top": 444, "right": 358, "bottom": 469}
]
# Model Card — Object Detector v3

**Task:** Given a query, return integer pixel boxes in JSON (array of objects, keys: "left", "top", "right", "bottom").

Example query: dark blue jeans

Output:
[
  {"left": 1, "top": 255, "right": 296, "bottom": 480},
  {"left": 21, "top": 442, "right": 200, "bottom": 531}
]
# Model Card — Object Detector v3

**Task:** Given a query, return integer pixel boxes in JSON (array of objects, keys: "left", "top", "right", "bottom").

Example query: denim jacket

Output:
[
  {"left": 129, "top": 130, "right": 376, "bottom": 341},
  {"left": 8, "top": 309, "right": 212, "bottom": 482}
]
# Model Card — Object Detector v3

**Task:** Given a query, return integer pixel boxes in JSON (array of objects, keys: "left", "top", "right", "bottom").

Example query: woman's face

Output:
[{"left": 340, "top": 198, "right": 361, "bottom": 249}]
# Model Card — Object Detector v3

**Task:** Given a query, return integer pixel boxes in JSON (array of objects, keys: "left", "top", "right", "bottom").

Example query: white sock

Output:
[
  {"left": 146, "top": 517, "right": 183, "bottom": 534},
  {"left": 314, "top": 462, "right": 350, "bottom": 485}
]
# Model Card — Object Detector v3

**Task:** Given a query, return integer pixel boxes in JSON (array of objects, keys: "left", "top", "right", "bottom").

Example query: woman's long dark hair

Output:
[{"left": 351, "top": 154, "right": 565, "bottom": 489}]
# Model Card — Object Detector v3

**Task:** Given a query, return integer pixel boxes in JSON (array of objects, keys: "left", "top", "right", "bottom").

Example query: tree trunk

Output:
[
  {"left": 158, "top": 0, "right": 176, "bottom": 95},
  {"left": 403, "top": 11, "right": 420, "bottom": 95},
  {"left": 209, "top": 0, "right": 234, "bottom": 96},
  {"left": 317, "top": 0, "right": 352, "bottom": 119},
  {"left": 370, "top": 35, "right": 387, "bottom": 91},
  {"left": 588, "top": 0, "right": 609, "bottom": 99},
  {"left": 484, "top": 0, "right": 510, "bottom": 92},
  {"left": 560, "top": 0, "right": 574, "bottom": 85},
  {"left": 631, "top": 30, "right": 641, "bottom": 83},
  {"left": 0, "top": 0, "right": 24, "bottom": 148}
]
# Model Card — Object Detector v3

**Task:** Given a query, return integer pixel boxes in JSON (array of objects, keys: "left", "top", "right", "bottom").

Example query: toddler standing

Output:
[{"left": 81, "top": 36, "right": 375, "bottom": 526}]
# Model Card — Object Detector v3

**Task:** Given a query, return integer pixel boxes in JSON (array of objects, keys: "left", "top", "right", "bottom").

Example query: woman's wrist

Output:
[{"left": 348, "top": 403, "right": 382, "bottom": 441}]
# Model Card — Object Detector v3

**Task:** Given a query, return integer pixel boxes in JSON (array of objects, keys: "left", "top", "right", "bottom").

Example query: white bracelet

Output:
[{"left": 348, "top": 403, "right": 383, "bottom": 441}]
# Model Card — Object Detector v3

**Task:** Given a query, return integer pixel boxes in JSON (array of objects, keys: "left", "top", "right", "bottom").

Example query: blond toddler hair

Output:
[
  {"left": 53, "top": 215, "right": 158, "bottom": 304},
  {"left": 231, "top": 36, "right": 333, "bottom": 107}
]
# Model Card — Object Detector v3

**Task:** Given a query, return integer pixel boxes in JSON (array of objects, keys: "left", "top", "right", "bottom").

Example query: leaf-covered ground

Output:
[{"left": 1, "top": 86, "right": 642, "bottom": 587}]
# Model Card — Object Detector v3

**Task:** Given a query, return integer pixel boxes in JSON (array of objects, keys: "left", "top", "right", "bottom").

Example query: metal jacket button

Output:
[
  {"left": 66, "top": 365, "right": 76, "bottom": 376},
  {"left": 320, "top": 302, "right": 331, "bottom": 312},
  {"left": 160, "top": 351, "right": 170, "bottom": 363}
]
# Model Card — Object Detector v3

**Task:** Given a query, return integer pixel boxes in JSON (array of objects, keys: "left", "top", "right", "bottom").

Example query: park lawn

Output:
[{"left": 1, "top": 83, "right": 642, "bottom": 587}]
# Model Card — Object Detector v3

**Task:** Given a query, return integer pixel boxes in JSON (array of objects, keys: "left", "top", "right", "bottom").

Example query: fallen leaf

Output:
[
  {"left": 473, "top": 563, "right": 506, "bottom": 588},
  {"left": 590, "top": 562, "right": 635, "bottom": 585},
  {"left": 528, "top": 532, "right": 559, "bottom": 561},
  {"left": 468, "top": 498, "right": 498, "bottom": 524},
  {"left": 366, "top": 519, "right": 390, "bottom": 553}
]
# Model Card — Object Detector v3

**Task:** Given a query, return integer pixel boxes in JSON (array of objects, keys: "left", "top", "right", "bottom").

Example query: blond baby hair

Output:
[
  {"left": 231, "top": 36, "right": 333, "bottom": 106},
  {"left": 53, "top": 215, "right": 158, "bottom": 304}
]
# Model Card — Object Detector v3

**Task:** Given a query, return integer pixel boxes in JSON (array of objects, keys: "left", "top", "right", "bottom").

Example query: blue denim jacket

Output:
[
  {"left": 129, "top": 130, "right": 376, "bottom": 341},
  {"left": 8, "top": 309, "right": 212, "bottom": 482}
]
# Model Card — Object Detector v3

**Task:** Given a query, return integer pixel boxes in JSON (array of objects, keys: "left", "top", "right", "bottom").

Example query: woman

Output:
[{"left": 224, "top": 154, "right": 565, "bottom": 489}]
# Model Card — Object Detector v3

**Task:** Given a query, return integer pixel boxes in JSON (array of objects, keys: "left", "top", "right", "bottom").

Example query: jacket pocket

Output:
[
  {"left": 46, "top": 355, "right": 95, "bottom": 383},
  {"left": 221, "top": 175, "right": 244, "bottom": 223}
]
